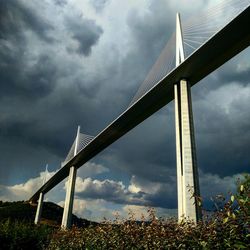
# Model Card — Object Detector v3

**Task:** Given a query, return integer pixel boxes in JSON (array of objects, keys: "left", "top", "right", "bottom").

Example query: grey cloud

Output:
[
  {"left": 0, "top": 0, "right": 107, "bottom": 178},
  {"left": 75, "top": 178, "right": 131, "bottom": 204},
  {"left": 53, "top": 0, "right": 67, "bottom": 7},
  {"left": 66, "top": 17, "right": 103, "bottom": 56},
  {"left": 89, "top": 0, "right": 109, "bottom": 12},
  {"left": 0, "top": 0, "right": 53, "bottom": 42},
  {"left": 75, "top": 176, "right": 177, "bottom": 209},
  {"left": 125, "top": 2, "right": 175, "bottom": 90},
  {"left": 192, "top": 78, "right": 250, "bottom": 176},
  {"left": 98, "top": 105, "right": 176, "bottom": 183},
  {"left": 0, "top": 1, "right": 57, "bottom": 101},
  {"left": 217, "top": 61, "right": 250, "bottom": 85},
  {"left": 128, "top": 175, "right": 177, "bottom": 209},
  {"left": 0, "top": 136, "right": 61, "bottom": 185},
  {"left": 199, "top": 171, "right": 242, "bottom": 209},
  {"left": 0, "top": 54, "right": 57, "bottom": 99},
  {"left": 77, "top": 162, "right": 109, "bottom": 178}
]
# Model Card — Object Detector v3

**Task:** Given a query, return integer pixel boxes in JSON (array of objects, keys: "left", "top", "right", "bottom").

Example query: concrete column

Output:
[
  {"left": 61, "top": 126, "right": 80, "bottom": 229},
  {"left": 61, "top": 165, "right": 77, "bottom": 229},
  {"left": 174, "top": 83, "right": 184, "bottom": 220},
  {"left": 174, "top": 79, "right": 202, "bottom": 223},
  {"left": 34, "top": 192, "right": 44, "bottom": 224}
]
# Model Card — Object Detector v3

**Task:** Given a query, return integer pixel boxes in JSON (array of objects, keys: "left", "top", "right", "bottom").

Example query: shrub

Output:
[
  {"left": 48, "top": 174, "right": 250, "bottom": 249},
  {"left": 0, "top": 219, "right": 53, "bottom": 250}
]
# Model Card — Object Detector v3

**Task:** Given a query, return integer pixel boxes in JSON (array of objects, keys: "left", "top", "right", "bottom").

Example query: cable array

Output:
[
  {"left": 128, "top": 0, "right": 249, "bottom": 107},
  {"left": 182, "top": 0, "right": 250, "bottom": 56},
  {"left": 63, "top": 139, "right": 76, "bottom": 165},
  {"left": 129, "top": 32, "right": 176, "bottom": 106},
  {"left": 78, "top": 133, "right": 95, "bottom": 151},
  {"left": 62, "top": 133, "right": 95, "bottom": 166}
]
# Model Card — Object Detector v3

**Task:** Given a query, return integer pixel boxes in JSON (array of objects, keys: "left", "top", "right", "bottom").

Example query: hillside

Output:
[{"left": 0, "top": 200, "right": 95, "bottom": 228}]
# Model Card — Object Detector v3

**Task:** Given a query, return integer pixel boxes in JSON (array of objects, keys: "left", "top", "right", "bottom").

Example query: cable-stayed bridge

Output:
[{"left": 30, "top": 0, "right": 250, "bottom": 228}]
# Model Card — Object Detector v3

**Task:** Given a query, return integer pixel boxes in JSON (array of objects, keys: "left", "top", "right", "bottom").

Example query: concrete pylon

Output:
[
  {"left": 174, "top": 13, "right": 202, "bottom": 223},
  {"left": 34, "top": 192, "right": 44, "bottom": 224},
  {"left": 61, "top": 165, "right": 77, "bottom": 229},
  {"left": 61, "top": 126, "right": 80, "bottom": 229}
]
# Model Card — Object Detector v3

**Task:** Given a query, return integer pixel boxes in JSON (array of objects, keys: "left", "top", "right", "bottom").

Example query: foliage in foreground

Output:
[
  {"left": 0, "top": 219, "right": 52, "bottom": 250},
  {"left": 49, "top": 174, "right": 250, "bottom": 249},
  {"left": 0, "top": 174, "right": 249, "bottom": 249}
]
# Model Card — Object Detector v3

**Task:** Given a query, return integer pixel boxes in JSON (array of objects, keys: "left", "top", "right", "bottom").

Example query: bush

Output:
[
  {"left": 0, "top": 219, "right": 53, "bottom": 250},
  {"left": 48, "top": 174, "right": 250, "bottom": 250}
]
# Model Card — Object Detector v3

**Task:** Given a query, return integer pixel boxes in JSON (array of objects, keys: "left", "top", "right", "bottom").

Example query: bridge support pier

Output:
[
  {"left": 174, "top": 79, "right": 202, "bottom": 223},
  {"left": 61, "top": 165, "right": 77, "bottom": 229},
  {"left": 34, "top": 192, "right": 44, "bottom": 224},
  {"left": 61, "top": 126, "right": 80, "bottom": 229}
]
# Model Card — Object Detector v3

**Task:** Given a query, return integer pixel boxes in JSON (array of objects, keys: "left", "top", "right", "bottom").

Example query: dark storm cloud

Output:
[
  {"left": 144, "top": 190, "right": 177, "bottom": 209},
  {"left": 187, "top": 48, "right": 250, "bottom": 178},
  {"left": 217, "top": 61, "right": 250, "bottom": 85},
  {"left": 192, "top": 82, "right": 250, "bottom": 176},
  {"left": 66, "top": 17, "right": 103, "bottom": 56},
  {"left": 124, "top": 1, "right": 175, "bottom": 94},
  {"left": 0, "top": 51, "right": 57, "bottom": 99},
  {"left": 0, "top": 0, "right": 60, "bottom": 178},
  {"left": 0, "top": 0, "right": 57, "bottom": 100},
  {"left": 96, "top": 103, "right": 176, "bottom": 185},
  {"left": 0, "top": 0, "right": 106, "bottom": 184},
  {"left": 129, "top": 175, "right": 177, "bottom": 209},
  {"left": 0, "top": 0, "right": 53, "bottom": 42},
  {"left": 127, "top": 1, "right": 175, "bottom": 50}
]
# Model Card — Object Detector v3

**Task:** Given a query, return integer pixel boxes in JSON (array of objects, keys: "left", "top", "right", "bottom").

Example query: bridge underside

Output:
[{"left": 30, "top": 6, "right": 250, "bottom": 203}]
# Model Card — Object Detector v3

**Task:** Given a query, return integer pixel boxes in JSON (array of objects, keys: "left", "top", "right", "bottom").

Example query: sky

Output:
[{"left": 0, "top": 0, "right": 249, "bottom": 222}]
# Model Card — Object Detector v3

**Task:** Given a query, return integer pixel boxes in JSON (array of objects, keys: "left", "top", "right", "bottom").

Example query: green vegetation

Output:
[
  {"left": 0, "top": 175, "right": 249, "bottom": 249},
  {"left": 0, "top": 220, "right": 52, "bottom": 250}
]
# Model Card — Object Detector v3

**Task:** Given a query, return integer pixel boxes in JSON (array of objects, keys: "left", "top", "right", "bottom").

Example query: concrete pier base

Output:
[
  {"left": 174, "top": 79, "right": 202, "bottom": 223},
  {"left": 61, "top": 166, "right": 77, "bottom": 229},
  {"left": 34, "top": 192, "right": 44, "bottom": 224}
]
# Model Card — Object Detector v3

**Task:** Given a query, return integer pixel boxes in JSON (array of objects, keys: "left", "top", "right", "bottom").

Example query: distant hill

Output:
[{"left": 0, "top": 200, "right": 96, "bottom": 228}]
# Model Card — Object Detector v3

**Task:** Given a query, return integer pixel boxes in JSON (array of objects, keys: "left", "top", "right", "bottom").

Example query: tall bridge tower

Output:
[{"left": 174, "top": 13, "right": 202, "bottom": 223}]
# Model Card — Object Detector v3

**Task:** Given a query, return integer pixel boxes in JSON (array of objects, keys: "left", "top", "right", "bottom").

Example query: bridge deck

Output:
[{"left": 30, "top": 6, "right": 250, "bottom": 202}]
